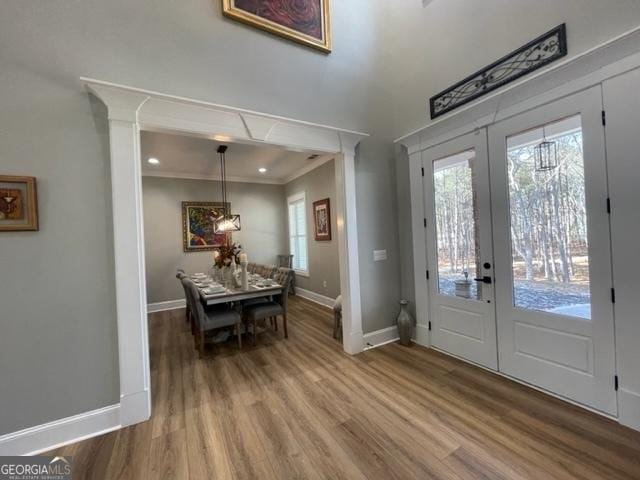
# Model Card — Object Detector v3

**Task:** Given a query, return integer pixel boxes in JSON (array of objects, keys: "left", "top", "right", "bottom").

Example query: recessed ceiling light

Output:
[
  {"left": 258, "top": 167, "right": 267, "bottom": 173},
  {"left": 148, "top": 157, "right": 160, "bottom": 165}
]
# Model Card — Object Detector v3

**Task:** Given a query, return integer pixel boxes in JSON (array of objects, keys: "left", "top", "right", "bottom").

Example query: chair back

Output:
[
  {"left": 274, "top": 268, "right": 292, "bottom": 311},
  {"left": 181, "top": 278, "right": 203, "bottom": 327},
  {"left": 277, "top": 254, "right": 294, "bottom": 268}
]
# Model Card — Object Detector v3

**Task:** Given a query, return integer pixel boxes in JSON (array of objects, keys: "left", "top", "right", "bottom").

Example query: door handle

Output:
[{"left": 474, "top": 276, "right": 493, "bottom": 284}]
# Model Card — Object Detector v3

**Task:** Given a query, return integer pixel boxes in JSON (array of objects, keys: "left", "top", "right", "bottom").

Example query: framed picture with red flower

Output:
[
  {"left": 313, "top": 198, "right": 331, "bottom": 241},
  {"left": 222, "top": 0, "right": 331, "bottom": 53}
]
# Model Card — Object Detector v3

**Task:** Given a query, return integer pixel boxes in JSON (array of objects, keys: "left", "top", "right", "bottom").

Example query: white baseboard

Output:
[
  {"left": 295, "top": 287, "right": 335, "bottom": 309},
  {"left": 0, "top": 404, "right": 121, "bottom": 456},
  {"left": 364, "top": 326, "right": 399, "bottom": 350},
  {"left": 619, "top": 388, "right": 640, "bottom": 431},
  {"left": 147, "top": 299, "right": 186, "bottom": 313}
]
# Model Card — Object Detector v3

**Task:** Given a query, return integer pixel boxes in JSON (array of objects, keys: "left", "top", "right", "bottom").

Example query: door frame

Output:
[
  {"left": 83, "top": 77, "right": 368, "bottom": 429},
  {"left": 400, "top": 38, "right": 640, "bottom": 430}
]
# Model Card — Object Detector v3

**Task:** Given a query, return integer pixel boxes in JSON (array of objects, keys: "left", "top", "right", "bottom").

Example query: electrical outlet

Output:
[{"left": 323, "top": 280, "right": 327, "bottom": 288}]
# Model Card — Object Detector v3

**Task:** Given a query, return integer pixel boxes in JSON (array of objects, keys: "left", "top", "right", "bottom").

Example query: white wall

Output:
[{"left": 142, "top": 177, "right": 288, "bottom": 304}]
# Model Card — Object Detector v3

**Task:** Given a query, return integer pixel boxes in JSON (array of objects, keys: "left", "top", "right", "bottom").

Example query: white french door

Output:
[
  {"left": 488, "top": 86, "right": 617, "bottom": 415},
  {"left": 423, "top": 131, "right": 498, "bottom": 370}
]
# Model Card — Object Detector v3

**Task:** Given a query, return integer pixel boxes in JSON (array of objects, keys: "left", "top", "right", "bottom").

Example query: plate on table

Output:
[{"left": 203, "top": 286, "right": 226, "bottom": 295}]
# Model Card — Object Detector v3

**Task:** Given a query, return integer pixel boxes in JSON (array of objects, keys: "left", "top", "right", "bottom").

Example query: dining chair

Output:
[
  {"left": 277, "top": 254, "right": 294, "bottom": 268},
  {"left": 180, "top": 276, "right": 198, "bottom": 335},
  {"left": 276, "top": 266, "right": 296, "bottom": 295},
  {"left": 185, "top": 279, "right": 242, "bottom": 357},
  {"left": 243, "top": 270, "right": 290, "bottom": 345},
  {"left": 176, "top": 272, "right": 191, "bottom": 326}
]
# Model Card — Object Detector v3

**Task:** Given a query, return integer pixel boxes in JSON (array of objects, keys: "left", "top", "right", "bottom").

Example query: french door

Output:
[
  {"left": 489, "top": 87, "right": 617, "bottom": 415},
  {"left": 423, "top": 131, "right": 498, "bottom": 370},
  {"left": 422, "top": 87, "right": 617, "bottom": 415}
]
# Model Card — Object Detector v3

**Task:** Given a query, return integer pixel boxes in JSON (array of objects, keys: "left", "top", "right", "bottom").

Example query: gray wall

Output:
[
  {"left": 0, "top": 0, "right": 396, "bottom": 435},
  {"left": 142, "top": 176, "right": 287, "bottom": 304},
  {"left": 284, "top": 160, "right": 340, "bottom": 300},
  {"left": 2, "top": 0, "right": 640, "bottom": 435}
]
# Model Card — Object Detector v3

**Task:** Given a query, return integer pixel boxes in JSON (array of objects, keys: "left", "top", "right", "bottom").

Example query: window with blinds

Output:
[{"left": 288, "top": 192, "right": 308, "bottom": 274}]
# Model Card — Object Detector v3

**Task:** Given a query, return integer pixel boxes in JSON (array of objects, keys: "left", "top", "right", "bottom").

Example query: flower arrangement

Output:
[{"left": 213, "top": 242, "right": 242, "bottom": 268}]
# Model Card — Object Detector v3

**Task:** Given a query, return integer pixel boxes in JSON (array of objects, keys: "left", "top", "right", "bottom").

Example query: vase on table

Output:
[
  {"left": 222, "top": 265, "right": 233, "bottom": 288},
  {"left": 240, "top": 260, "right": 249, "bottom": 290},
  {"left": 397, "top": 300, "right": 415, "bottom": 346}
]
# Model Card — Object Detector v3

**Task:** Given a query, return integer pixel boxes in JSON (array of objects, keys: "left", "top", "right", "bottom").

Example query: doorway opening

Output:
[{"left": 85, "top": 78, "right": 367, "bottom": 428}]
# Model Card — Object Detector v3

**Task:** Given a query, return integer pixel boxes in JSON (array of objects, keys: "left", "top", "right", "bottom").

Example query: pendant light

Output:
[
  {"left": 534, "top": 126, "right": 558, "bottom": 171},
  {"left": 214, "top": 145, "right": 241, "bottom": 233}
]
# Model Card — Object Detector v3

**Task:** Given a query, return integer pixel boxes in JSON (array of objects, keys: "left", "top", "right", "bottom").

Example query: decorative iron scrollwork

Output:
[{"left": 430, "top": 24, "right": 567, "bottom": 119}]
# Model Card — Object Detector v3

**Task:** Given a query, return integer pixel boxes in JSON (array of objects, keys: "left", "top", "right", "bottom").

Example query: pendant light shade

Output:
[
  {"left": 534, "top": 127, "right": 558, "bottom": 172},
  {"left": 214, "top": 145, "right": 241, "bottom": 234}
]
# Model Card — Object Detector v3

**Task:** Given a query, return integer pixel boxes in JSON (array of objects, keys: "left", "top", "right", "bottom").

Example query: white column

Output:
[
  {"left": 335, "top": 147, "right": 364, "bottom": 354},
  {"left": 89, "top": 85, "right": 151, "bottom": 427}
]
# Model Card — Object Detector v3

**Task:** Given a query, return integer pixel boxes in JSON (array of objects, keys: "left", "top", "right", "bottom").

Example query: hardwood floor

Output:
[{"left": 49, "top": 296, "right": 640, "bottom": 479}]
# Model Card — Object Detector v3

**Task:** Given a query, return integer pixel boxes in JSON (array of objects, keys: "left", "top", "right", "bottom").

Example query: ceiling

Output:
[{"left": 140, "top": 131, "right": 333, "bottom": 185}]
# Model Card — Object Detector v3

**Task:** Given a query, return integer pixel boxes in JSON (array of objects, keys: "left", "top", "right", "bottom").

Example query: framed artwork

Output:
[
  {"left": 222, "top": 0, "right": 331, "bottom": 53},
  {"left": 313, "top": 198, "right": 331, "bottom": 241},
  {"left": 182, "top": 202, "right": 230, "bottom": 252},
  {"left": 0, "top": 175, "right": 38, "bottom": 232}
]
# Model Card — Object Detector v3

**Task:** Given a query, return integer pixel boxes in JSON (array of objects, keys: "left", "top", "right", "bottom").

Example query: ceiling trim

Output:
[
  {"left": 141, "top": 153, "right": 335, "bottom": 186},
  {"left": 141, "top": 170, "right": 284, "bottom": 185}
]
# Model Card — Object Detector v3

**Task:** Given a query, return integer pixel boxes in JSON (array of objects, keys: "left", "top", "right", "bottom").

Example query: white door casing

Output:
[
  {"left": 603, "top": 69, "right": 640, "bottom": 430},
  {"left": 423, "top": 130, "right": 498, "bottom": 370},
  {"left": 489, "top": 86, "right": 617, "bottom": 415},
  {"left": 83, "top": 78, "right": 368, "bottom": 427}
]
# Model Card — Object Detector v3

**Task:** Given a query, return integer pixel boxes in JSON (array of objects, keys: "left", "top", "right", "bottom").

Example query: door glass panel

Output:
[
  {"left": 433, "top": 150, "right": 483, "bottom": 300},
  {"left": 506, "top": 115, "right": 591, "bottom": 319}
]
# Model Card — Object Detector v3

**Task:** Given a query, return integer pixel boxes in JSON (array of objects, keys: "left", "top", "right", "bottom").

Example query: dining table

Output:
[{"left": 192, "top": 274, "right": 282, "bottom": 306}]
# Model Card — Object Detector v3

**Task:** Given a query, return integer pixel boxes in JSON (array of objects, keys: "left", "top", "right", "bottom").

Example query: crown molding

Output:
[{"left": 141, "top": 170, "right": 283, "bottom": 185}]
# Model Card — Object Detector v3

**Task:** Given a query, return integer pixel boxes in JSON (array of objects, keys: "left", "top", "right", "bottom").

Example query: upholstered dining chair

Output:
[
  {"left": 276, "top": 266, "right": 296, "bottom": 295},
  {"left": 277, "top": 254, "right": 294, "bottom": 268},
  {"left": 243, "top": 270, "right": 291, "bottom": 345},
  {"left": 185, "top": 279, "right": 242, "bottom": 357},
  {"left": 180, "top": 275, "right": 198, "bottom": 335},
  {"left": 176, "top": 271, "right": 191, "bottom": 326}
]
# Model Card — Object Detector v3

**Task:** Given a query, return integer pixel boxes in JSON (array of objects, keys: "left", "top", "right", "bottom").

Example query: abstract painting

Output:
[
  {"left": 182, "top": 202, "right": 230, "bottom": 252},
  {"left": 223, "top": 0, "right": 331, "bottom": 53},
  {"left": 313, "top": 198, "right": 331, "bottom": 241},
  {"left": 0, "top": 175, "right": 38, "bottom": 232}
]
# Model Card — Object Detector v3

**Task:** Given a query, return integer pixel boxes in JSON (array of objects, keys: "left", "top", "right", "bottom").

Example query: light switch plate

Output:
[{"left": 373, "top": 250, "right": 387, "bottom": 262}]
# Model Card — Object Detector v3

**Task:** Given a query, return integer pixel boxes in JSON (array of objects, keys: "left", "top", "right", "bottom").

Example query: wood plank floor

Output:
[{"left": 49, "top": 296, "right": 640, "bottom": 479}]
